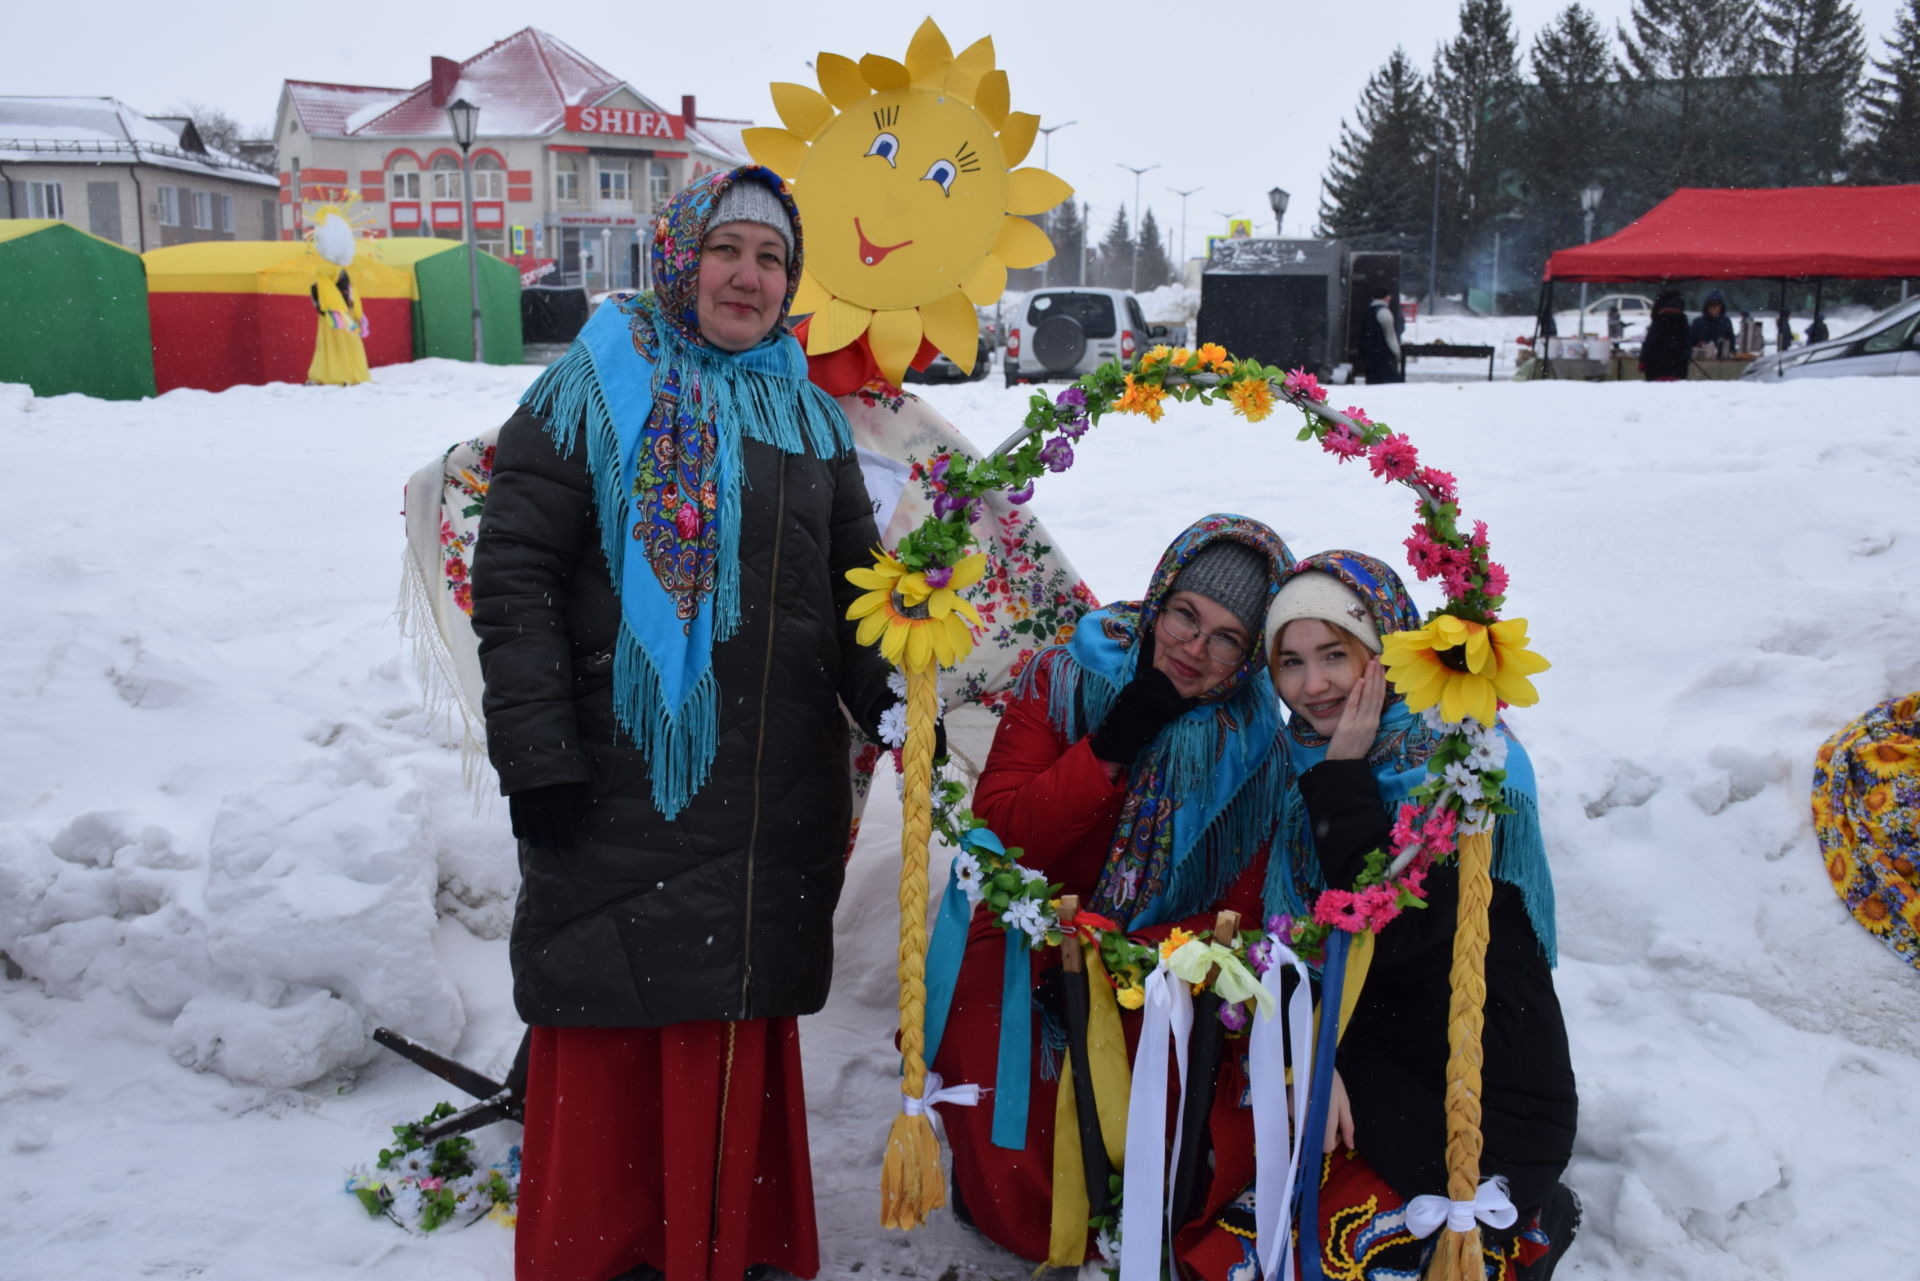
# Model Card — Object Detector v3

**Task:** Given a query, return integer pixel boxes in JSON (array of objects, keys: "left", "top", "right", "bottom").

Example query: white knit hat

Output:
[
  {"left": 712, "top": 178, "right": 794, "bottom": 257},
  {"left": 1262, "top": 571, "right": 1380, "bottom": 659}
]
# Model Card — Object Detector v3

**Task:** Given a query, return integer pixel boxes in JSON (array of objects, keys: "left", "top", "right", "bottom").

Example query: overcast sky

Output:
[{"left": 14, "top": 0, "right": 1910, "bottom": 261}]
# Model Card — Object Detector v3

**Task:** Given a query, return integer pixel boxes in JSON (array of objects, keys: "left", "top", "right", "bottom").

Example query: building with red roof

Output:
[{"left": 272, "top": 28, "right": 748, "bottom": 289}]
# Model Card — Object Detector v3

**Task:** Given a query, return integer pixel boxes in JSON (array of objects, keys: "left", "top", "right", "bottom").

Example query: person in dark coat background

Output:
[
  {"left": 1687, "top": 289, "right": 1737, "bottom": 356},
  {"left": 1359, "top": 286, "right": 1404, "bottom": 384},
  {"left": 1639, "top": 288, "right": 1691, "bottom": 381},
  {"left": 472, "top": 165, "right": 894, "bottom": 1281}
]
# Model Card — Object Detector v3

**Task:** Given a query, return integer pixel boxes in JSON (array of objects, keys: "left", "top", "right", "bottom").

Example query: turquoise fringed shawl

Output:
[{"left": 518, "top": 293, "right": 847, "bottom": 819}]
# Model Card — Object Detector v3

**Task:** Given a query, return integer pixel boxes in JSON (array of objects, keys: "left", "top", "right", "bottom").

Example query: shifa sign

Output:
[{"left": 563, "top": 106, "right": 684, "bottom": 139}]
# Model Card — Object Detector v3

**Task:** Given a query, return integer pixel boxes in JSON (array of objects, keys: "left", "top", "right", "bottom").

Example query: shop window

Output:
[
  {"left": 472, "top": 156, "right": 505, "bottom": 201},
  {"left": 388, "top": 157, "right": 421, "bottom": 201},
  {"left": 25, "top": 180, "right": 64, "bottom": 220},
  {"left": 431, "top": 155, "right": 463, "bottom": 201},
  {"left": 597, "top": 161, "right": 630, "bottom": 206},
  {"left": 555, "top": 154, "right": 580, "bottom": 203}
]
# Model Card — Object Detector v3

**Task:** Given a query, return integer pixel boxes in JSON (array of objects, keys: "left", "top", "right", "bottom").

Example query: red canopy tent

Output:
[{"left": 1544, "top": 185, "right": 1920, "bottom": 282}]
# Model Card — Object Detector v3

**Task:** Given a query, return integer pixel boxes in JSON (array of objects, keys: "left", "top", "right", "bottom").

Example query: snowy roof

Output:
[
  {"left": 289, "top": 28, "right": 632, "bottom": 139},
  {"left": 0, "top": 96, "right": 276, "bottom": 185},
  {"left": 686, "top": 116, "right": 750, "bottom": 165}
]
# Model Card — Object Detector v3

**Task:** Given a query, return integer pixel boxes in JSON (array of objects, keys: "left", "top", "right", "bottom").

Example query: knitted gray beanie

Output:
[
  {"left": 1170, "top": 540, "right": 1273, "bottom": 639},
  {"left": 711, "top": 179, "right": 794, "bottom": 257}
]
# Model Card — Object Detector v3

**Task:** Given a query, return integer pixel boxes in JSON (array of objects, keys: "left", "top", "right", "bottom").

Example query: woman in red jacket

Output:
[{"left": 928, "top": 513, "right": 1294, "bottom": 1267}]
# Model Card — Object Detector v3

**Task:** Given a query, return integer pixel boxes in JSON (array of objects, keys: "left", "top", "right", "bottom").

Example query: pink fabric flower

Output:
[
  {"left": 1404, "top": 526, "right": 1448, "bottom": 581},
  {"left": 1414, "top": 466, "right": 1458, "bottom": 503},
  {"left": 1312, "top": 888, "right": 1367, "bottom": 932},
  {"left": 1439, "top": 548, "right": 1477, "bottom": 598},
  {"left": 1322, "top": 428, "right": 1368, "bottom": 463},
  {"left": 1400, "top": 852, "right": 1432, "bottom": 896},
  {"left": 1469, "top": 519, "right": 1490, "bottom": 548},
  {"left": 1484, "top": 561, "right": 1510, "bottom": 597},
  {"left": 1284, "top": 367, "right": 1328, "bottom": 403},
  {"left": 1390, "top": 801, "right": 1422, "bottom": 852},
  {"left": 1367, "top": 433, "right": 1420, "bottom": 482},
  {"left": 1343, "top": 406, "right": 1374, "bottom": 429},
  {"left": 1357, "top": 884, "right": 1401, "bottom": 931},
  {"left": 1421, "top": 805, "right": 1460, "bottom": 855}
]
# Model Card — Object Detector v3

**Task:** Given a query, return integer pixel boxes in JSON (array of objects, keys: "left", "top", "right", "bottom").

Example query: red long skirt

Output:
[{"left": 515, "top": 1020, "right": 819, "bottom": 1281}]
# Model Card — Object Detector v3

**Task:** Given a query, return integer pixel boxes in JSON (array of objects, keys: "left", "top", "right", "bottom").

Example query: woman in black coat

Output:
[
  {"left": 1639, "top": 288, "right": 1692, "bottom": 381},
  {"left": 472, "top": 165, "right": 893, "bottom": 1281}
]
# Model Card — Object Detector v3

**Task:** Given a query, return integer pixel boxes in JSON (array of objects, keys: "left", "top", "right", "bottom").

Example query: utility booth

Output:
[
  {"left": 1198, "top": 237, "right": 1351, "bottom": 375},
  {"left": 1197, "top": 239, "right": 1408, "bottom": 379}
]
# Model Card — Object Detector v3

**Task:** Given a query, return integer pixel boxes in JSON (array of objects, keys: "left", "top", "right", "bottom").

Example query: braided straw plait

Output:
[
  {"left": 1429, "top": 826, "right": 1495, "bottom": 1280},
  {"left": 879, "top": 663, "right": 945, "bottom": 1229}
]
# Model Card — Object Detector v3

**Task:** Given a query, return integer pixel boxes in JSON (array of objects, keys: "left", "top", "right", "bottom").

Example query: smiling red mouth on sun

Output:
[{"left": 854, "top": 218, "right": 913, "bottom": 266}]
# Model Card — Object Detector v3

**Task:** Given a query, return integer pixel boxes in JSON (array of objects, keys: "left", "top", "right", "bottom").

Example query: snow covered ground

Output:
[{"left": 2, "top": 359, "right": 1916, "bottom": 1280}]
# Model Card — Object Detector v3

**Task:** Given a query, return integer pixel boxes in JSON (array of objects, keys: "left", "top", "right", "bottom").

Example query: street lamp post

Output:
[
  {"left": 1167, "top": 185, "right": 1201, "bottom": 272},
  {"left": 1116, "top": 162, "right": 1159, "bottom": 292},
  {"left": 1268, "top": 187, "right": 1289, "bottom": 237},
  {"left": 1578, "top": 183, "right": 1604, "bottom": 336},
  {"left": 1036, "top": 121, "right": 1075, "bottom": 285},
  {"left": 446, "top": 98, "right": 485, "bottom": 363}
]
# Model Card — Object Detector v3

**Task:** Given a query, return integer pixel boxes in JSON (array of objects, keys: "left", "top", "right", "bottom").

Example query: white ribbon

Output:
[
  {"left": 1249, "top": 934, "right": 1316, "bottom": 1281},
  {"left": 1404, "top": 1176, "right": 1518, "bottom": 1239},
  {"left": 1118, "top": 964, "right": 1193, "bottom": 1281},
  {"left": 901, "top": 1071, "right": 987, "bottom": 1117}
]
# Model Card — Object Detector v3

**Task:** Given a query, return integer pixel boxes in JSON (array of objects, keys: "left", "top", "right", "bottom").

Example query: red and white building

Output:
[{"left": 272, "top": 28, "right": 747, "bottom": 289}]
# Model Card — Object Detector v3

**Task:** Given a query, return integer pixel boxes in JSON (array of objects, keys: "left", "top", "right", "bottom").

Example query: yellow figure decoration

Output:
[
  {"left": 745, "top": 17, "right": 1072, "bottom": 383},
  {"left": 307, "top": 199, "right": 372, "bottom": 386}
]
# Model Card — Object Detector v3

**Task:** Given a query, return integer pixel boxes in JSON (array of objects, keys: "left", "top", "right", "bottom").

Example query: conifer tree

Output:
[
  {"left": 1319, "top": 49, "right": 1440, "bottom": 290},
  {"left": 1044, "top": 200, "right": 1085, "bottom": 286},
  {"left": 1431, "top": 0, "right": 1523, "bottom": 293},
  {"left": 1134, "top": 208, "right": 1174, "bottom": 291},
  {"left": 1616, "top": 0, "right": 1766, "bottom": 196},
  {"left": 1519, "top": 6, "right": 1621, "bottom": 257},
  {"left": 1857, "top": 0, "right": 1920, "bottom": 181},
  {"left": 1095, "top": 206, "right": 1134, "bottom": 290},
  {"left": 1756, "top": 0, "right": 1866, "bottom": 183}
]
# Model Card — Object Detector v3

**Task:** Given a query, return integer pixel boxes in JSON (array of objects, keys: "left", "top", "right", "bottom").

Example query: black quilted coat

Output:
[{"left": 471, "top": 407, "right": 893, "bottom": 1028}]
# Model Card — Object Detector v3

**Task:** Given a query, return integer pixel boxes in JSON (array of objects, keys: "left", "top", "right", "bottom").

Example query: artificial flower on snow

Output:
[
  {"left": 1227, "top": 376, "right": 1276, "bottom": 423},
  {"left": 846, "top": 550, "right": 987, "bottom": 670},
  {"left": 1380, "top": 615, "right": 1550, "bottom": 727},
  {"left": 1112, "top": 373, "right": 1168, "bottom": 423}
]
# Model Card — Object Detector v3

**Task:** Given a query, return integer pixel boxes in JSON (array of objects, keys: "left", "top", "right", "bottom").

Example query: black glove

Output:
[
  {"left": 1088, "top": 668, "right": 1194, "bottom": 767},
  {"left": 508, "top": 782, "right": 591, "bottom": 850}
]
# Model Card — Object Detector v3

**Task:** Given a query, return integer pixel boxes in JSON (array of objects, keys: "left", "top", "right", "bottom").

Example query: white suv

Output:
[{"left": 1004, "top": 288, "right": 1160, "bottom": 387}]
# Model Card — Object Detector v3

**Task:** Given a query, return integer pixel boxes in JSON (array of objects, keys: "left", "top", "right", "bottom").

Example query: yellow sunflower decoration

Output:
[
  {"left": 1380, "top": 615, "right": 1552, "bottom": 727},
  {"left": 744, "top": 17, "right": 1073, "bottom": 383},
  {"left": 847, "top": 551, "right": 986, "bottom": 669}
]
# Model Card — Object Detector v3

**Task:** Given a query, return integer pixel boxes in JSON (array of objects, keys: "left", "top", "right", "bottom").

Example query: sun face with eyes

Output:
[{"left": 743, "top": 18, "right": 1073, "bottom": 383}]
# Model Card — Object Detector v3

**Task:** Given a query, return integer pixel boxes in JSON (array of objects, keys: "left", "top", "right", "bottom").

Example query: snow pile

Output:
[{"left": 1, "top": 360, "right": 1917, "bottom": 1278}]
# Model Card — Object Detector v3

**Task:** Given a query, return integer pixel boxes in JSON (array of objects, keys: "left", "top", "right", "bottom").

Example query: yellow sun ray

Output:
[
  {"left": 757, "top": 19, "right": 1071, "bottom": 383},
  {"left": 816, "top": 53, "right": 870, "bottom": 109}
]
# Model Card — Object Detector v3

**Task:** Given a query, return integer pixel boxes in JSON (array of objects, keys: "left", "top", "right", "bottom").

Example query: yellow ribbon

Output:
[{"left": 1046, "top": 942, "right": 1132, "bottom": 1267}]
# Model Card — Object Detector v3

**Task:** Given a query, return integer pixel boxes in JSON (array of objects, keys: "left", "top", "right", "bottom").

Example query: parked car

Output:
[
  {"left": 1004, "top": 287, "right": 1162, "bottom": 387},
  {"left": 903, "top": 334, "right": 992, "bottom": 384},
  {"left": 1742, "top": 297, "right": 1920, "bottom": 381}
]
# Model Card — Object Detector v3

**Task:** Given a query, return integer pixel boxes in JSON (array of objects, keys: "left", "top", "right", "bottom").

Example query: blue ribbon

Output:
[
  {"left": 1295, "top": 930, "right": 1350, "bottom": 1281},
  {"left": 992, "top": 932, "right": 1033, "bottom": 1148}
]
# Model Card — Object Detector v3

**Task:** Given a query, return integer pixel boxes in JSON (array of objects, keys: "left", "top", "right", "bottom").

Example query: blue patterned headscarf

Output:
[
  {"left": 515, "top": 166, "right": 850, "bottom": 819},
  {"left": 1018, "top": 514, "right": 1295, "bottom": 929},
  {"left": 1262, "top": 550, "right": 1557, "bottom": 962}
]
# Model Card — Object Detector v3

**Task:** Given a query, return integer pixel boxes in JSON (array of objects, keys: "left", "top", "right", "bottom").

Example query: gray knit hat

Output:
[
  {"left": 712, "top": 178, "right": 794, "bottom": 257},
  {"left": 1170, "top": 540, "right": 1273, "bottom": 639}
]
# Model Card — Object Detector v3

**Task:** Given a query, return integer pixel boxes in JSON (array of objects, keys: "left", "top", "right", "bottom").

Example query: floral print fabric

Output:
[{"left": 1813, "top": 691, "right": 1920, "bottom": 971}]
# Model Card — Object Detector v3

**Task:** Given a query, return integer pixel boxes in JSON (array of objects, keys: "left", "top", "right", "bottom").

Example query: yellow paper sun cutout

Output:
[{"left": 744, "top": 17, "right": 1073, "bottom": 383}]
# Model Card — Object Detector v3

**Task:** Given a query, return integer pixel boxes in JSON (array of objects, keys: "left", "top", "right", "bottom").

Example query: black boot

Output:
[{"left": 1517, "top": 1182, "right": 1581, "bottom": 1281}]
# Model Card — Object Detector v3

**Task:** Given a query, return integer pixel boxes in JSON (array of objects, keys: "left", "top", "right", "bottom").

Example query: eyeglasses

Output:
[{"left": 1157, "top": 604, "right": 1251, "bottom": 665}]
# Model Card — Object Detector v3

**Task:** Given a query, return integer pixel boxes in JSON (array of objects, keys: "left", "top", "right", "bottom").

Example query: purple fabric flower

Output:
[
  {"left": 1248, "top": 938, "right": 1273, "bottom": 977},
  {"left": 932, "top": 491, "right": 965, "bottom": 519},
  {"left": 923, "top": 564, "right": 953, "bottom": 589},
  {"left": 1007, "top": 481, "right": 1036, "bottom": 506},
  {"left": 1055, "top": 386, "right": 1087, "bottom": 407},
  {"left": 927, "top": 454, "right": 951, "bottom": 484},
  {"left": 1039, "top": 435, "right": 1075, "bottom": 473},
  {"left": 1218, "top": 1000, "right": 1250, "bottom": 1032}
]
